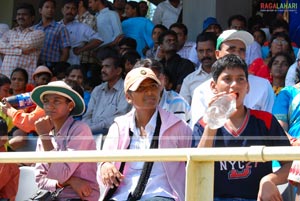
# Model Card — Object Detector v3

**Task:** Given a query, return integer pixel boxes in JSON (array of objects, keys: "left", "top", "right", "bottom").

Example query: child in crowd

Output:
[
  {"left": 32, "top": 80, "right": 99, "bottom": 200},
  {"left": 32, "top": 65, "right": 53, "bottom": 87},
  {"left": 193, "top": 54, "right": 291, "bottom": 200},
  {"left": 0, "top": 117, "right": 20, "bottom": 200}
]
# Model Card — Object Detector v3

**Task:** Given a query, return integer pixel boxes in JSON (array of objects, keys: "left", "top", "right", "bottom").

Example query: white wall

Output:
[{"left": 183, "top": 0, "right": 252, "bottom": 42}]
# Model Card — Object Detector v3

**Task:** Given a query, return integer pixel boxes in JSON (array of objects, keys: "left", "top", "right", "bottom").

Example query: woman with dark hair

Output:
[
  {"left": 65, "top": 65, "right": 91, "bottom": 112},
  {"left": 249, "top": 32, "right": 295, "bottom": 82},
  {"left": 10, "top": 67, "right": 28, "bottom": 95},
  {"left": 268, "top": 52, "right": 293, "bottom": 95},
  {"left": 273, "top": 65, "right": 300, "bottom": 200}
]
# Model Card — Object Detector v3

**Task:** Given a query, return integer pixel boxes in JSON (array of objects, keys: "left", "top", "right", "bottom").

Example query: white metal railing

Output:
[{"left": 0, "top": 146, "right": 298, "bottom": 201}]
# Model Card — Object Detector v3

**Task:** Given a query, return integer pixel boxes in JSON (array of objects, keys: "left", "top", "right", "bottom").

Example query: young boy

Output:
[
  {"left": 193, "top": 54, "right": 291, "bottom": 200},
  {"left": 31, "top": 81, "right": 99, "bottom": 200},
  {"left": 32, "top": 65, "right": 53, "bottom": 87},
  {"left": 0, "top": 117, "right": 20, "bottom": 200}
]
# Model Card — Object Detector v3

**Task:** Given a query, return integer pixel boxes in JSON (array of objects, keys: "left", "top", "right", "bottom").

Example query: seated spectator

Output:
[
  {"left": 82, "top": 52, "right": 131, "bottom": 135},
  {"left": 272, "top": 77, "right": 300, "bottom": 200},
  {"left": 10, "top": 67, "right": 29, "bottom": 96},
  {"left": 194, "top": 54, "right": 291, "bottom": 200},
  {"left": 0, "top": 74, "right": 14, "bottom": 138},
  {"left": 190, "top": 29, "right": 275, "bottom": 129},
  {"left": 99, "top": 67, "right": 191, "bottom": 201},
  {"left": 0, "top": 117, "right": 20, "bottom": 200},
  {"left": 121, "top": 50, "right": 141, "bottom": 76},
  {"left": 227, "top": 14, "right": 262, "bottom": 65},
  {"left": 249, "top": 32, "right": 295, "bottom": 82},
  {"left": 32, "top": 80, "right": 99, "bottom": 200},
  {"left": 262, "top": 18, "right": 299, "bottom": 59},
  {"left": 188, "top": 17, "right": 221, "bottom": 67},
  {"left": 158, "top": 30, "right": 195, "bottom": 92},
  {"left": 180, "top": 32, "right": 217, "bottom": 105},
  {"left": 118, "top": 36, "right": 137, "bottom": 56},
  {"left": 32, "top": 65, "right": 53, "bottom": 87},
  {"left": 202, "top": 17, "right": 222, "bottom": 36},
  {"left": 145, "top": 24, "right": 167, "bottom": 59},
  {"left": 252, "top": 29, "right": 267, "bottom": 47},
  {"left": 65, "top": 65, "right": 91, "bottom": 110},
  {"left": 8, "top": 68, "right": 35, "bottom": 151},
  {"left": 285, "top": 50, "right": 300, "bottom": 86},
  {"left": 134, "top": 58, "right": 191, "bottom": 122},
  {"left": 268, "top": 52, "right": 293, "bottom": 95},
  {"left": 170, "top": 23, "right": 195, "bottom": 61}
]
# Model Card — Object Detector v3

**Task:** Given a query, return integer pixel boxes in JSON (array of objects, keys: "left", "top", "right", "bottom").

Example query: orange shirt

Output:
[
  {"left": 7, "top": 106, "right": 46, "bottom": 133},
  {"left": 0, "top": 146, "right": 20, "bottom": 200}
]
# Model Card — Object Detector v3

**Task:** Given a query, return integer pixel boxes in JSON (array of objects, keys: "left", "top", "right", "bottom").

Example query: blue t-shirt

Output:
[{"left": 192, "top": 108, "right": 290, "bottom": 199}]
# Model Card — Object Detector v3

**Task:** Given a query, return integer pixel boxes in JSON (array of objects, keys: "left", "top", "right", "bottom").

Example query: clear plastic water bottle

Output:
[
  {"left": 203, "top": 93, "right": 237, "bottom": 129},
  {"left": 5, "top": 92, "right": 34, "bottom": 109}
]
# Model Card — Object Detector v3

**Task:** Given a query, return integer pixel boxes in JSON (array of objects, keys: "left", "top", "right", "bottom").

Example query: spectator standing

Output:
[
  {"left": 0, "top": 3, "right": 45, "bottom": 84},
  {"left": 75, "top": 0, "right": 103, "bottom": 89},
  {"left": 180, "top": 32, "right": 217, "bottom": 105},
  {"left": 138, "top": 1, "right": 149, "bottom": 18},
  {"left": 113, "top": 0, "right": 127, "bottom": 21},
  {"left": 89, "top": 0, "right": 123, "bottom": 47},
  {"left": 76, "top": 0, "right": 96, "bottom": 31},
  {"left": 82, "top": 52, "right": 131, "bottom": 134},
  {"left": 34, "top": 0, "right": 71, "bottom": 69},
  {"left": 152, "top": 0, "right": 182, "bottom": 28},
  {"left": 99, "top": 67, "right": 191, "bottom": 201},
  {"left": 121, "top": 1, "right": 154, "bottom": 57},
  {"left": 60, "top": 0, "right": 103, "bottom": 65}
]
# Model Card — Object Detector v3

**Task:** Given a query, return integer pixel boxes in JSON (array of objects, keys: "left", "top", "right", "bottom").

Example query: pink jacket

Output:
[{"left": 99, "top": 107, "right": 192, "bottom": 201}]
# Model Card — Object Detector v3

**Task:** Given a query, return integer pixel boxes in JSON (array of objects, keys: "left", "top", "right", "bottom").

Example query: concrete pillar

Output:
[{"left": 183, "top": 0, "right": 252, "bottom": 41}]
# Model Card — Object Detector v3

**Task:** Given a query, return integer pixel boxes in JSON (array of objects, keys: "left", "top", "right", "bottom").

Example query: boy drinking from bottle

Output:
[{"left": 193, "top": 54, "right": 291, "bottom": 201}]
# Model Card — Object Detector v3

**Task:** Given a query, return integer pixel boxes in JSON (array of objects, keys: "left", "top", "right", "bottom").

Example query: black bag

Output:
[{"left": 29, "top": 188, "right": 63, "bottom": 201}]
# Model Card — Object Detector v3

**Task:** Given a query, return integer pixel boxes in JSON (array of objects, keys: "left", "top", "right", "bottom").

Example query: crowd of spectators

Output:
[{"left": 0, "top": 0, "right": 300, "bottom": 200}]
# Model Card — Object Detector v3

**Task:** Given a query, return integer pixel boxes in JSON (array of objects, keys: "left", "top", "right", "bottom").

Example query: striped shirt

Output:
[
  {"left": 0, "top": 26, "right": 45, "bottom": 83},
  {"left": 75, "top": 11, "right": 97, "bottom": 63},
  {"left": 34, "top": 20, "right": 70, "bottom": 63}
]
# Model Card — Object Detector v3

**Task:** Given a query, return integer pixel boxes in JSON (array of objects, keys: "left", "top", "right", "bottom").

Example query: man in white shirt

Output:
[
  {"left": 190, "top": 30, "right": 275, "bottom": 128},
  {"left": 180, "top": 32, "right": 217, "bottom": 105},
  {"left": 60, "top": 0, "right": 103, "bottom": 65},
  {"left": 152, "top": 0, "right": 182, "bottom": 28},
  {"left": 89, "top": 0, "right": 123, "bottom": 46}
]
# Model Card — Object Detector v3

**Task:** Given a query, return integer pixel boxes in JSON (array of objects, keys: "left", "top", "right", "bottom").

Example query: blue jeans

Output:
[{"left": 214, "top": 198, "right": 256, "bottom": 201}]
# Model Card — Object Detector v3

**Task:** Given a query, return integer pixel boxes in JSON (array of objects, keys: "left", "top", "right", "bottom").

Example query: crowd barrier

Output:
[{"left": 0, "top": 146, "right": 299, "bottom": 201}]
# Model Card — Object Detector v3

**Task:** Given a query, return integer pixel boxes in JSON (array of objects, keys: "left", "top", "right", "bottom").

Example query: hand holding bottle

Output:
[{"left": 203, "top": 92, "right": 237, "bottom": 129}]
